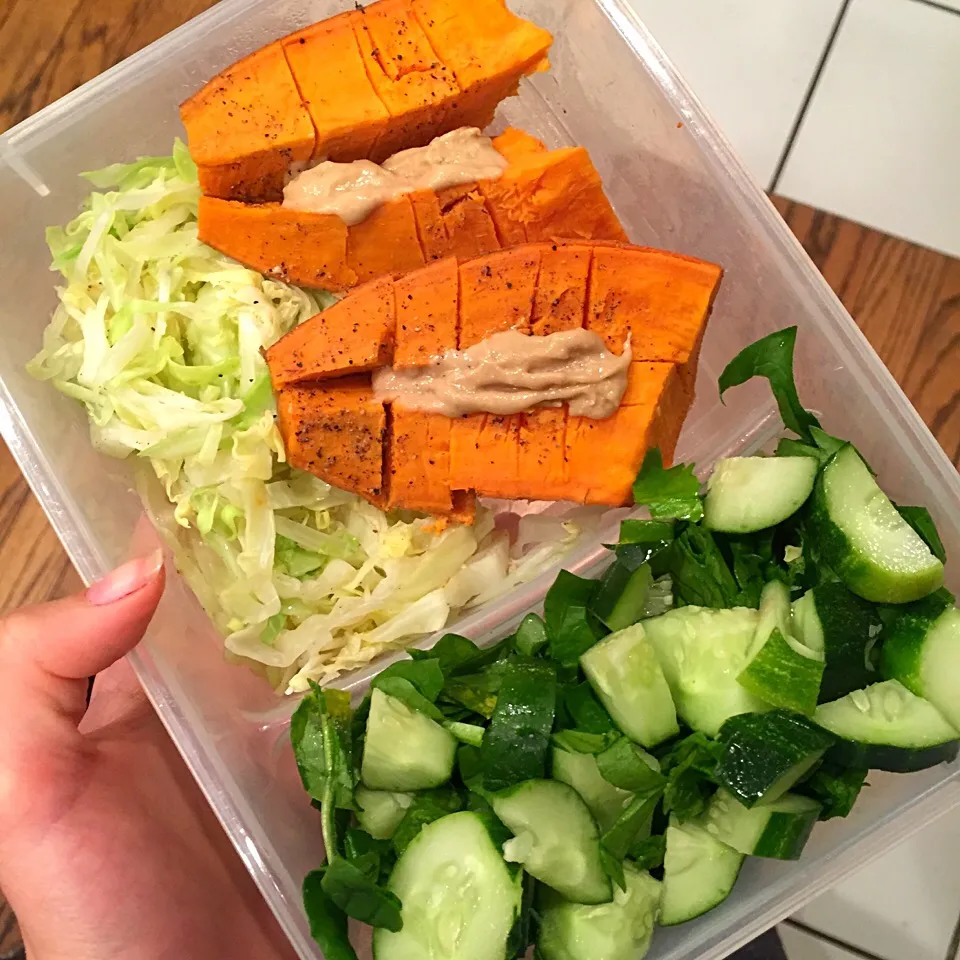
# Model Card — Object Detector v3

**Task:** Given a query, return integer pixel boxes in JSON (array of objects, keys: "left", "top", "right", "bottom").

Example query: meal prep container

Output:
[{"left": 2, "top": 0, "right": 958, "bottom": 956}]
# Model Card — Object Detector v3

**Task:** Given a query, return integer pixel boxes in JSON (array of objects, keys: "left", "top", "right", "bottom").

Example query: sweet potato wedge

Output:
[
  {"left": 197, "top": 130, "right": 621, "bottom": 291},
  {"left": 266, "top": 277, "right": 396, "bottom": 387},
  {"left": 393, "top": 258, "right": 459, "bottom": 367},
  {"left": 276, "top": 377, "right": 387, "bottom": 507},
  {"left": 180, "top": 42, "right": 316, "bottom": 203},
  {"left": 181, "top": 0, "right": 552, "bottom": 201},
  {"left": 388, "top": 407, "right": 456, "bottom": 514}
]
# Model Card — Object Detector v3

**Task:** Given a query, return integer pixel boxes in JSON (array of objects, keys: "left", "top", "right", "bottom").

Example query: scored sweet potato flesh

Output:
[
  {"left": 180, "top": 0, "right": 552, "bottom": 201},
  {"left": 267, "top": 242, "right": 721, "bottom": 517}
]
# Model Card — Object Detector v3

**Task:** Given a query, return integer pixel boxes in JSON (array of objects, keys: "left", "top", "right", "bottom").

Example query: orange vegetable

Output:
[
  {"left": 432, "top": 184, "right": 502, "bottom": 261},
  {"left": 517, "top": 408, "right": 568, "bottom": 500},
  {"left": 346, "top": 196, "right": 426, "bottom": 284},
  {"left": 180, "top": 42, "right": 316, "bottom": 203},
  {"left": 276, "top": 377, "right": 387, "bottom": 507},
  {"left": 531, "top": 243, "right": 592, "bottom": 336},
  {"left": 265, "top": 277, "right": 395, "bottom": 387},
  {"left": 387, "top": 407, "right": 456, "bottom": 514},
  {"left": 586, "top": 246, "right": 723, "bottom": 362},
  {"left": 181, "top": 0, "right": 553, "bottom": 201},
  {"left": 458, "top": 246, "right": 541, "bottom": 346},
  {"left": 393, "top": 258, "right": 459, "bottom": 368},
  {"left": 411, "top": 0, "right": 552, "bottom": 130}
]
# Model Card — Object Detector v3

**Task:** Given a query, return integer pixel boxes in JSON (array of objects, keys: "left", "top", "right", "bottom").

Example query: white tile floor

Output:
[
  {"left": 621, "top": 2, "right": 960, "bottom": 957},
  {"left": 628, "top": 0, "right": 960, "bottom": 258}
]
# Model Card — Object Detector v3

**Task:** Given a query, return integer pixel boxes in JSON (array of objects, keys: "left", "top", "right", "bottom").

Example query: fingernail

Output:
[{"left": 86, "top": 549, "right": 164, "bottom": 606}]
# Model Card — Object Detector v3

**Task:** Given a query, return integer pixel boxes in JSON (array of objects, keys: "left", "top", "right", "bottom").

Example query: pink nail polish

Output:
[{"left": 86, "top": 549, "right": 164, "bottom": 606}]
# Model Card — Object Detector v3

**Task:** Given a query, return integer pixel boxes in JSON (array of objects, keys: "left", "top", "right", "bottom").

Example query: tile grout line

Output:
[
  {"left": 905, "top": 0, "right": 960, "bottom": 16},
  {"left": 781, "top": 918, "right": 889, "bottom": 960},
  {"left": 767, "top": 0, "right": 855, "bottom": 194}
]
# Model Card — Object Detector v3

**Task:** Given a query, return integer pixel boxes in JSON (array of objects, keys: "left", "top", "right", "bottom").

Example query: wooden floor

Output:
[{"left": 0, "top": 0, "right": 958, "bottom": 954}]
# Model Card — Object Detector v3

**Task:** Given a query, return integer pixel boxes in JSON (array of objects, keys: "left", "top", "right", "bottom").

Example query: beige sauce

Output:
[
  {"left": 282, "top": 128, "right": 508, "bottom": 226},
  {"left": 372, "top": 329, "right": 632, "bottom": 419}
]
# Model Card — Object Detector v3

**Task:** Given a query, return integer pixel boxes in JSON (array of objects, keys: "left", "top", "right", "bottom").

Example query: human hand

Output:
[{"left": 0, "top": 552, "right": 297, "bottom": 960}]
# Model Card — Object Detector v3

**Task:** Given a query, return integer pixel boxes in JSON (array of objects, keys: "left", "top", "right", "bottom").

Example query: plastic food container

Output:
[{"left": 1, "top": 0, "right": 958, "bottom": 957}]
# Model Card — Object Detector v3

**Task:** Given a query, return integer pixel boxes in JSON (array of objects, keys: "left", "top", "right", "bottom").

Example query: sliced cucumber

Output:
[
  {"left": 373, "top": 811, "right": 522, "bottom": 960},
  {"left": 355, "top": 786, "right": 415, "bottom": 840},
  {"left": 643, "top": 606, "right": 769, "bottom": 736},
  {"left": 660, "top": 817, "right": 743, "bottom": 926},
  {"left": 492, "top": 779, "right": 611, "bottom": 905},
  {"left": 809, "top": 445, "right": 944, "bottom": 603},
  {"left": 815, "top": 679, "right": 960, "bottom": 772},
  {"left": 538, "top": 863, "right": 661, "bottom": 960},
  {"left": 552, "top": 747, "right": 634, "bottom": 833},
  {"left": 715, "top": 710, "right": 835, "bottom": 807},
  {"left": 703, "top": 456, "right": 817, "bottom": 534},
  {"left": 580, "top": 623, "right": 679, "bottom": 748},
  {"left": 882, "top": 601, "right": 960, "bottom": 731},
  {"left": 793, "top": 582, "right": 884, "bottom": 702},
  {"left": 738, "top": 580, "right": 824, "bottom": 715},
  {"left": 591, "top": 561, "right": 654, "bottom": 632},
  {"left": 445, "top": 721, "right": 486, "bottom": 748},
  {"left": 361, "top": 688, "right": 457, "bottom": 791},
  {"left": 702, "top": 789, "right": 821, "bottom": 860}
]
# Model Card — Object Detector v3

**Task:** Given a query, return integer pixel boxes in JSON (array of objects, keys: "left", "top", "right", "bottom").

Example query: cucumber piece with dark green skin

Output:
[
  {"left": 643, "top": 606, "right": 768, "bottom": 737},
  {"left": 793, "top": 582, "right": 885, "bottom": 703},
  {"left": 591, "top": 561, "right": 654, "bottom": 632},
  {"left": 738, "top": 581, "right": 824, "bottom": 715},
  {"left": 660, "top": 817, "right": 743, "bottom": 925},
  {"left": 481, "top": 658, "right": 557, "bottom": 792},
  {"left": 492, "top": 779, "right": 612, "bottom": 905},
  {"left": 881, "top": 597, "right": 960, "bottom": 731},
  {"left": 373, "top": 811, "right": 522, "bottom": 960},
  {"left": 715, "top": 710, "right": 835, "bottom": 807},
  {"left": 703, "top": 456, "right": 817, "bottom": 534},
  {"left": 355, "top": 786, "right": 415, "bottom": 840},
  {"left": 702, "top": 789, "right": 821, "bottom": 860},
  {"left": 537, "top": 863, "right": 662, "bottom": 960},
  {"left": 815, "top": 679, "right": 960, "bottom": 772},
  {"left": 581, "top": 623, "right": 679, "bottom": 748},
  {"left": 362, "top": 689, "right": 457, "bottom": 791},
  {"left": 552, "top": 747, "right": 634, "bottom": 833},
  {"left": 808, "top": 444, "right": 944, "bottom": 603}
]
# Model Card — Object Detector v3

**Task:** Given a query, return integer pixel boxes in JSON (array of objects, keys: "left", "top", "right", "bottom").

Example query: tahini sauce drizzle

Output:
[
  {"left": 282, "top": 128, "right": 508, "bottom": 226},
  {"left": 373, "top": 329, "right": 633, "bottom": 420}
]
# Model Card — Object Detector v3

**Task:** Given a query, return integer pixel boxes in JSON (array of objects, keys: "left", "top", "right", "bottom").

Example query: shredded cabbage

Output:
[{"left": 30, "top": 142, "right": 585, "bottom": 692}]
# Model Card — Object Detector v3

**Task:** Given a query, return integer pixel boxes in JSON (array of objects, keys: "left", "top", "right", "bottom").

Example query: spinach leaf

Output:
[
  {"left": 718, "top": 326, "right": 820, "bottom": 442},
  {"left": 482, "top": 659, "right": 557, "bottom": 791},
  {"left": 628, "top": 834, "right": 666, "bottom": 871},
  {"left": 410, "top": 633, "right": 484, "bottom": 674},
  {"left": 391, "top": 788, "right": 464, "bottom": 855},
  {"left": 561, "top": 682, "right": 617, "bottom": 734},
  {"left": 776, "top": 437, "right": 819, "bottom": 459},
  {"left": 320, "top": 857, "right": 403, "bottom": 931},
  {"left": 613, "top": 518, "right": 677, "bottom": 572},
  {"left": 290, "top": 686, "right": 356, "bottom": 855},
  {"left": 661, "top": 526, "right": 741, "bottom": 608},
  {"left": 659, "top": 733, "right": 722, "bottom": 822},
  {"left": 596, "top": 739, "right": 666, "bottom": 793},
  {"left": 800, "top": 764, "right": 868, "bottom": 820},
  {"left": 442, "top": 659, "right": 513, "bottom": 718},
  {"left": 552, "top": 729, "right": 621, "bottom": 754},
  {"left": 601, "top": 790, "right": 661, "bottom": 863},
  {"left": 896, "top": 505, "right": 947, "bottom": 563},
  {"left": 373, "top": 676, "right": 444, "bottom": 721},
  {"left": 545, "top": 570, "right": 605, "bottom": 665},
  {"left": 722, "top": 529, "right": 777, "bottom": 608},
  {"left": 632, "top": 449, "right": 703, "bottom": 522},
  {"left": 506, "top": 875, "right": 536, "bottom": 959},
  {"left": 515, "top": 612, "right": 549, "bottom": 657},
  {"left": 343, "top": 829, "right": 393, "bottom": 881},
  {"left": 302, "top": 871, "right": 358, "bottom": 960},
  {"left": 373, "top": 659, "right": 444, "bottom": 701}
]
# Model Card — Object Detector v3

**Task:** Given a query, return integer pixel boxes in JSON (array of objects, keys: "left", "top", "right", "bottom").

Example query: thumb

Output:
[{"left": 0, "top": 550, "right": 165, "bottom": 727}]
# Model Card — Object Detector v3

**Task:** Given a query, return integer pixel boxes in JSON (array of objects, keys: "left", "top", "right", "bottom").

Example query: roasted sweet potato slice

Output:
[
  {"left": 346, "top": 196, "right": 426, "bottom": 284},
  {"left": 394, "top": 258, "right": 459, "bottom": 368},
  {"left": 450, "top": 413, "right": 522, "bottom": 500},
  {"left": 351, "top": 0, "right": 461, "bottom": 161},
  {"left": 276, "top": 377, "right": 387, "bottom": 507},
  {"left": 411, "top": 0, "right": 552, "bottom": 130},
  {"left": 531, "top": 243, "right": 592, "bottom": 336},
  {"left": 180, "top": 42, "right": 316, "bottom": 203},
  {"left": 265, "top": 277, "right": 395, "bottom": 387},
  {"left": 517, "top": 407, "right": 568, "bottom": 500},
  {"left": 388, "top": 407, "right": 455, "bottom": 514},
  {"left": 586, "top": 246, "right": 722, "bottom": 362},
  {"left": 458, "top": 246, "right": 541, "bottom": 347}
]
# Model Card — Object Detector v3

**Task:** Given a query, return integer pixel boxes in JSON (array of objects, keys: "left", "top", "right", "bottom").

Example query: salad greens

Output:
[
  {"left": 30, "top": 144, "right": 596, "bottom": 692},
  {"left": 292, "top": 326, "right": 957, "bottom": 959}
]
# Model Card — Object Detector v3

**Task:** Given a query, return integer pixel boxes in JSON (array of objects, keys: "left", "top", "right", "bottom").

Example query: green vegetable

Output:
[
  {"left": 660, "top": 525, "right": 742, "bottom": 609},
  {"left": 896, "top": 505, "right": 947, "bottom": 564},
  {"left": 552, "top": 729, "right": 620, "bottom": 754},
  {"left": 482, "top": 659, "right": 557, "bottom": 791},
  {"left": 302, "top": 871, "right": 358, "bottom": 960},
  {"left": 629, "top": 835, "right": 666, "bottom": 871},
  {"left": 799, "top": 763, "right": 868, "bottom": 820},
  {"left": 320, "top": 857, "right": 403, "bottom": 931},
  {"left": 596, "top": 738, "right": 665, "bottom": 793},
  {"left": 702, "top": 789, "right": 821, "bottom": 860},
  {"left": 613, "top": 518, "right": 676, "bottom": 572},
  {"left": 371, "top": 658, "right": 446, "bottom": 719},
  {"left": 552, "top": 747, "right": 634, "bottom": 833},
  {"left": 354, "top": 787, "right": 413, "bottom": 841},
  {"left": 718, "top": 326, "right": 820, "bottom": 442},
  {"left": 444, "top": 721, "right": 486, "bottom": 747},
  {"left": 591, "top": 561, "right": 654, "bottom": 631},
  {"left": 545, "top": 570, "right": 606, "bottom": 665},
  {"left": 659, "top": 732, "right": 722, "bottom": 822},
  {"left": 601, "top": 791, "right": 661, "bottom": 863},
  {"left": 442, "top": 659, "right": 513, "bottom": 718},
  {"left": 515, "top": 613, "right": 549, "bottom": 656},
  {"left": 413, "top": 633, "right": 485, "bottom": 673},
  {"left": 632, "top": 448, "right": 704, "bottom": 522},
  {"left": 391, "top": 788, "right": 464, "bottom": 855},
  {"left": 290, "top": 686, "right": 356, "bottom": 856},
  {"left": 561, "top": 682, "right": 618, "bottom": 734}
]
